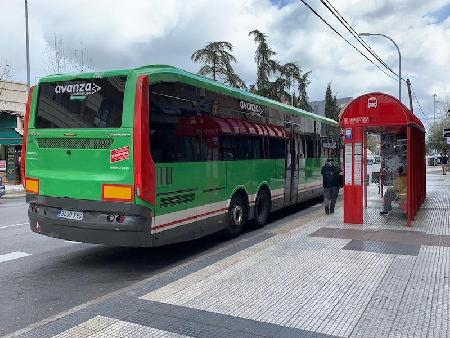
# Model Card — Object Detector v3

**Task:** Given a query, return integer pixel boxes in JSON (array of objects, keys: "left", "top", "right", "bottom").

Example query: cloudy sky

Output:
[{"left": 1, "top": 0, "right": 449, "bottom": 127}]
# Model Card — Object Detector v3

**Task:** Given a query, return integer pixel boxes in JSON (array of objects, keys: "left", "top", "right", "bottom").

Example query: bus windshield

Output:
[{"left": 35, "top": 76, "right": 127, "bottom": 128}]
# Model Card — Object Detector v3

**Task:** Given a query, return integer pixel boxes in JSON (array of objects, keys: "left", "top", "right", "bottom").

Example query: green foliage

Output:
[
  {"left": 366, "top": 134, "right": 380, "bottom": 154},
  {"left": 191, "top": 31, "right": 314, "bottom": 110},
  {"left": 324, "top": 82, "right": 339, "bottom": 121},
  {"left": 427, "top": 116, "right": 450, "bottom": 152},
  {"left": 191, "top": 42, "right": 247, "bottom": 90},
  {"left": 249, "top": 30, "right": 312, "bottom": 110},
  {"left": 248, "top": 30, "right": 278, "bottom": 96},
  {"left": 296, "top": 72, "right": 312, "bottom": 111}
]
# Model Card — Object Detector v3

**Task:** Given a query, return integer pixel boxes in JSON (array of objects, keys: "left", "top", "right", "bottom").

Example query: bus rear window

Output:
[{"left": 35, "top": 76, "right": 127, "bottom": 128}]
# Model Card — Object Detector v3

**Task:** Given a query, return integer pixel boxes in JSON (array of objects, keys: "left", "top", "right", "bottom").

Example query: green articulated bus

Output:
[{"left": 22, "top": 65, "right": 340, "bottom": 247}]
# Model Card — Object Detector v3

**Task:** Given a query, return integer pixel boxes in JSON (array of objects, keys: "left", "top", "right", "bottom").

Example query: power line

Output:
[
  {"left": 299, "top": 0, "right": 428, "bottom": 126},
  {"left": 319, "top": 0, "right": 399, "bottom": 78},
  {"left": 410, "top": 86, "right": 430, "bottom": 125},
  {"left": 297, "top": 0, "right": 399, "bottom": 82}
]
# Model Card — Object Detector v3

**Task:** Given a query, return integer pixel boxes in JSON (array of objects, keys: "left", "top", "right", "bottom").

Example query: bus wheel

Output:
[
  {"left": 254, "top": 188, "right": 270, "bottom": 228},
  {"left": 223, "top": 194, "right": 247, "bottom": 238}
]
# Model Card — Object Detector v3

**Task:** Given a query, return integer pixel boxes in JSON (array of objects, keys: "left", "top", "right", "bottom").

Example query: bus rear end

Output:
[{"left": 24, "top": 73, "right": 154, "bottom": 246}]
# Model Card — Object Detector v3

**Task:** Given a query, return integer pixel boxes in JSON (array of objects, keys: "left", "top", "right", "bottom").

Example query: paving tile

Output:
[{"left": 18, "top": 171, "right": 450, "bottom": 338}]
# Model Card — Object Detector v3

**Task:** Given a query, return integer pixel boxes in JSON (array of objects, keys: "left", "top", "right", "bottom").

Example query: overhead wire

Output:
[
  {"left": 320, "top": 0, "right": 401, "bottom": 79},
  {"left": 318, "top": 0, "right": 428, "bottom": 123},
  {"left": 299, "top": 0, "right": 428, "bottom": 125},
  {"left": 411, "top": 87, "right": 431, "bottom": 125},
  {"left": 297, "top": 0, "right": 399, "bottom": 82}
]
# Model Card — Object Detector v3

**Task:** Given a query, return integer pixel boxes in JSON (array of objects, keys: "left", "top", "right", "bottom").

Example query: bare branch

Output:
[{"left": 42, "top": 34, "right": 93, "bottom": 74}]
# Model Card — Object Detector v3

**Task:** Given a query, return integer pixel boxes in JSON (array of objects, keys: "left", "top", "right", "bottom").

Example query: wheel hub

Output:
[{"left": 232, "top": 205, "right": 243, "bottom": 226}]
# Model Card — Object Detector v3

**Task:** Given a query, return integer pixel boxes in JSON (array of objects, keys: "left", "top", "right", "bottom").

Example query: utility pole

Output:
[
  {"left": 406, "top": 79, "right": 413, "bottom": 113},
  {"left": 24, "top": 0, "right": 31, "bottom": 89}
]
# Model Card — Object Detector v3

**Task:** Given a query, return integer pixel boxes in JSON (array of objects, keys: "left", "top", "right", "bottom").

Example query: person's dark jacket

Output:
[
  {"left": 441, "top": 155, "right": 448, "bottom": 165},
  {"left": 321, "top": 164, "right": 341, "bottom": 188}
]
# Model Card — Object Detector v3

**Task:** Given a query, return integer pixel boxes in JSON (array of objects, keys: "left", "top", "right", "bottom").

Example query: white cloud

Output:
[{"left": 0, "top": 0, "right": 448, "bottom": 126}]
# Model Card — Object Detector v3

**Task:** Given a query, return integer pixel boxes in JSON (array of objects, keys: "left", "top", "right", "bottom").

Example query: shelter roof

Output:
[{"left": 340, "top": 92, "right": 424, "bottom": 132}]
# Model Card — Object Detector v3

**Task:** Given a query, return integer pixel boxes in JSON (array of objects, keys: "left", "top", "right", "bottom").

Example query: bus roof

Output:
[{"left": 39, "top": 65, "right": 339, "bottom": 127}]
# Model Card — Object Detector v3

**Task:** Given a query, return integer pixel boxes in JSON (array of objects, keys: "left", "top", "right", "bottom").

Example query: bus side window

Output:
[
  {"left": 302, "top": 136, "right": 314, "bottom": 158},
  {"left": 252, "top": 137, "right": 263, "bottom": 159},
  {"left": 268, "top": 138, "right": 285, "bottom": 159},
  {"left": 316, "top": 139, "right": 322, "bottom": 158},
  {"left": 241, "top": 137, "right": 253, "bottom": 160},
  {"left": 220, "top": 136, "right": 240, "bottom": 161},
  {"left": 298, "top": 137, "right": 305, "bottom": 159}
]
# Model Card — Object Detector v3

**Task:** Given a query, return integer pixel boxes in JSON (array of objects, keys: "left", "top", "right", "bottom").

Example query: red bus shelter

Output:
[{"left": 340, "top": 92, "right": 426, "bottom": 226}]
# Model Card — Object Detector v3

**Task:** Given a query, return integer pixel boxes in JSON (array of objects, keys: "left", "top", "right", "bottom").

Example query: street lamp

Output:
[
  {"left": 359, "top": 33, "right": 402, "bottom": 103},
  {"left": 24, "top": 0, "right": 30, "bottom": 89}
]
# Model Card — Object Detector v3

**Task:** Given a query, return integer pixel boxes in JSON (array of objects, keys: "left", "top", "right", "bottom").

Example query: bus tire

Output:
[
  {"left": 223, "top": 194, "right": 247, "bottom": 239},
  {"left": 254, "top": 188, "right": 270, "bottom": 228}
]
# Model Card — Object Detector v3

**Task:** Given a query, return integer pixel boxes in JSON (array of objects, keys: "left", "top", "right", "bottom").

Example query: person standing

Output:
[
  {"left": 321, "top": 158, "right": 341, "bottom": 214},
  {"left": 440, "top": 152, "right": 448, "bottom": 175}
]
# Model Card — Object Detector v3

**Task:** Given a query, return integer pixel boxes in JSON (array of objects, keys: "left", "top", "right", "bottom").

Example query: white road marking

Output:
[
  {"left": 0, "top": 222, "right": 29, "bottom": 230},
  {"left": 64, "top": 241, "right": 81, "bottom": 244},
  {"left": 0, "top": 251, "right": 32, "bottom": 263}
]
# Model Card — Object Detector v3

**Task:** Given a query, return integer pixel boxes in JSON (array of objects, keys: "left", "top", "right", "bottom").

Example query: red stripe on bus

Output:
[{"left": 152, "top": 207, "right": 228, "bottom": 230}]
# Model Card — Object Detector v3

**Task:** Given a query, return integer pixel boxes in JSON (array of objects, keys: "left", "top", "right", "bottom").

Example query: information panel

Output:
[
  {"left": 345, "top": 144, "right": 352, "bottom": 185},
  {"left": 354, "top": 143, "right": 362, "bottom": 186}
]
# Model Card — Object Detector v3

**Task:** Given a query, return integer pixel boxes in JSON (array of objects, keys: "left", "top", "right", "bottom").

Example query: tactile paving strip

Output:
[{"left": 343, "top": 239, "right": 420, "bottom": 256}]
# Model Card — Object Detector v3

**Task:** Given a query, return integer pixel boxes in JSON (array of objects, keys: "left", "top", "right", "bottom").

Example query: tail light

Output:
[
  {"left": 101, "top": 184, "right": 133, "bottom": 202},
  {"left": 133, "top": 75, "right": 155, "bottom": 205},
  {"left": 21, "top": 86, "right": 35, "bottom": 187},
  {"left": 25, "top": 177, "right": 39, "bottom": 194}
]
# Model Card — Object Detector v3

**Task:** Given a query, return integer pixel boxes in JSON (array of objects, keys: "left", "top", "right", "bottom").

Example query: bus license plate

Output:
[{"left": 58, "top": 209, "right": 84, "bottom": 221}]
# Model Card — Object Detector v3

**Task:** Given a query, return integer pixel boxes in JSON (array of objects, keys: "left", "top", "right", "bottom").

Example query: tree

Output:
[
  {"left": 0, "top": 61, "right": 13, "bottom": 97},
  {"left": 324, "top": 82, "right": 339, "bottom": 121},
  {"left": 191, "top": 41, "right": 246, "bottom": 89},
  {"left": 366, "top": 134, "right": 380, "bottom": 154},
  {"left": 248, "top": 30, "right": 313, "bottom": 109},
  {"left": 427, "top": 117, "right": 450, "bottom": 152},
  {"left": 249, "top": 30, "right": 278, "bottom": 96},
  {"left": 43, "top": 34, "right": 93, "bottom": 74},
  {"left": 295, "top": 72, "right": 312, "bottom": 111}
]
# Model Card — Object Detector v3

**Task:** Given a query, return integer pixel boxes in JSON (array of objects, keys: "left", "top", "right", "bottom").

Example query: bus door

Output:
[{"left": 284, "top": 127, "right": 299, "bottom": 204}]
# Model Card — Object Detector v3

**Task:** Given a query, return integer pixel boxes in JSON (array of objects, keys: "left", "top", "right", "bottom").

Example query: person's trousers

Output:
[
  {"left": 442, "top": 164, "right": 447, "bottom": 175},
  {"left": 324, "top": 187, "right": 339, "bottom": 209},
  {"left": 383, "top": 188, "right": 398, "bottom": 212}
]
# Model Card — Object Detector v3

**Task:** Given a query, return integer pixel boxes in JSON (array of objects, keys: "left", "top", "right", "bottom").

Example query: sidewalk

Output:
[{"left": 13, "top": 169, "right": 450, "bottom": 338}]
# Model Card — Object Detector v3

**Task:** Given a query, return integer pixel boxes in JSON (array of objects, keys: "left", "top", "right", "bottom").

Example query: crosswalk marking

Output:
[
  {"left": 53, "top": 315, "right": 192, "bottom": 338},
  {"left": 0, "top": 251, "right": 32, "bottom": 263}
]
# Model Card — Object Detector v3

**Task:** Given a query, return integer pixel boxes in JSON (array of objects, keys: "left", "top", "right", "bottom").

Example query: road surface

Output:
[{"left": 0, "top": 196, "right": 323, "bottom": 336}]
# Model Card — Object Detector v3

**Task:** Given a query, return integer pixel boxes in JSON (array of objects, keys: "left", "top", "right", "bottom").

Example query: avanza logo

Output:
[
  {"left": 240, "top": 101, "right": 264, "bottom": 114},
  {"left": 55, "top": 82, "right": 101, "bottom": 96},
  {"left": 110, "top": 146, "right": 129, "bottom": 163}
]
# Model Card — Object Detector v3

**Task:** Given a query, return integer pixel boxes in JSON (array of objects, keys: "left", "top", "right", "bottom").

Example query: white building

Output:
[{"left": 0, "top": 81, "right": 28, "bottom": 184}]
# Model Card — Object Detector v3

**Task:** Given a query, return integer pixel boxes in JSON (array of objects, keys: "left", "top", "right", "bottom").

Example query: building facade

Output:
[
  {"left": 0, "top": 81, "right": 27, "bottom": 184},
  {"left": 311, "top": 97, "right": 353, "bottom": 117}
]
